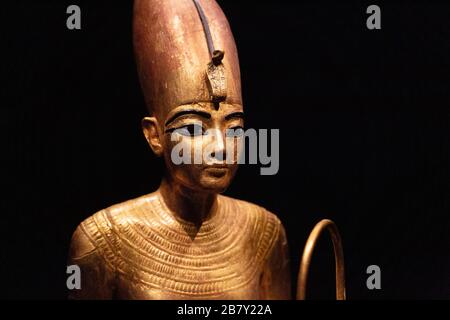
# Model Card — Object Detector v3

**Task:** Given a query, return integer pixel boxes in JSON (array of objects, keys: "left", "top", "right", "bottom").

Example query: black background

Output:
[{"left": 1, "top": 0, "right": 449, "bottom": 299}]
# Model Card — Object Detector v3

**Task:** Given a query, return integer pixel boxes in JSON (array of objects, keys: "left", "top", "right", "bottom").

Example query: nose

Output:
[{"left": 209, "top": 128, "right": 226, "bottom": 162}]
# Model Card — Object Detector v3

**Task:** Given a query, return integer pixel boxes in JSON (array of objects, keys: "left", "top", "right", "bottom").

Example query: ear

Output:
[{"left": 142, "top": 117, "right": 163, "bottom": 157}]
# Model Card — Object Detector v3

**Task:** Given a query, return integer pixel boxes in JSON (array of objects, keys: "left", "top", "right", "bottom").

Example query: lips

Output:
[{"left": 204, "top": 166, "right": 229, "bottom": 177}]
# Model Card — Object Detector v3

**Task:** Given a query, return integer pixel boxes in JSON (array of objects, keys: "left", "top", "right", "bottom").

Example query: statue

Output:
[{"left": 68, "top": 0, "right": 291, "bottom": 300}]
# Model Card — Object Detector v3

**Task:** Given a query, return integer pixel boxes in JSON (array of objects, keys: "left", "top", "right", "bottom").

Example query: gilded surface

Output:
[{"left": 69, "top": 192, "right": 290, "bottom": 299}]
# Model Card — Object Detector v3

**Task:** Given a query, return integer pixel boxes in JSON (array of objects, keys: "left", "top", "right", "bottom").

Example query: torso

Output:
[{"left": 77, "top": 193, "right": 281, "bottom": 299}]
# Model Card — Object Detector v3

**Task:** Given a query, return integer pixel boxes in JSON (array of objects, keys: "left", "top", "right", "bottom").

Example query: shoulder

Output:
[
  {"left": 69, "top": 193, "right": 157, "bottom": 261},
  {"left": 219, "top": 194, "right": 283, "bottom": 227},
  {"left": 219, "top": 195, "right": 285, "bottom": 248}
]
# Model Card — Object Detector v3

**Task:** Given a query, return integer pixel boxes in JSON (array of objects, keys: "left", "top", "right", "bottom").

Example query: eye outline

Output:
[{"left": 172, "top": 123, "right": 206, "bottom": 137}]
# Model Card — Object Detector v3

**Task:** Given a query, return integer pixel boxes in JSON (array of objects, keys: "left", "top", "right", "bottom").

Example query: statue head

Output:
[{"left": 133, "top": 0, "right": 244, "bottom": 194}]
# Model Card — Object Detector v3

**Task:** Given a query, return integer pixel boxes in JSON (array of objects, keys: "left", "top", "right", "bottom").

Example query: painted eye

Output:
[
  {"left": 178, "top": 124, "right": 204, "bottom": 137},
  {"left": 226, "top": 126, "right": 244, "bottom": 138}
]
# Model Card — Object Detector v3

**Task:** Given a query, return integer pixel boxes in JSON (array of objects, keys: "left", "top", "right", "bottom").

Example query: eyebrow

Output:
[
  {"left": 225, "top": 112, "right": 245, "bottom": 121},
  {"left": 165, "top": 110, "right": 212, "bottom": 127}
]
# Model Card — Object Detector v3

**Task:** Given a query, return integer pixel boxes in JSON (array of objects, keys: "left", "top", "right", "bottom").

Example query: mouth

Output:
[{"left": 203, "top": 166, "right": 229, "bottom": 177}]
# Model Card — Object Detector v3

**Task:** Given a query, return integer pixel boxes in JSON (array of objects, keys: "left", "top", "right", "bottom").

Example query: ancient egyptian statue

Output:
[{"left": 67, "top": 0, "right": 291, "bottom": 300}]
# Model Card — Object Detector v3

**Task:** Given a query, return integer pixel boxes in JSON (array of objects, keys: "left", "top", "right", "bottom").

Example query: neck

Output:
[{"left": 158, "top": 177, "right": 218, "bottom": 226}]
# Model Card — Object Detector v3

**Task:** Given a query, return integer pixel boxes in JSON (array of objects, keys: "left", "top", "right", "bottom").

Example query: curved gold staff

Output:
[{"left": 297, "top": 219, "right": 346, "bottom": 300}]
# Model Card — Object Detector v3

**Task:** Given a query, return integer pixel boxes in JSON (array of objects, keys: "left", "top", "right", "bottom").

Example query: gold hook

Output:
[{"left": 297, "top": 219, "right": 346, "bottom": 300}]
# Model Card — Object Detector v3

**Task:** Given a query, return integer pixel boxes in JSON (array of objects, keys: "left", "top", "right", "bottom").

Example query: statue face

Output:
[{"left": 161, "top": 102, "right": 244, "bottom": 193}]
